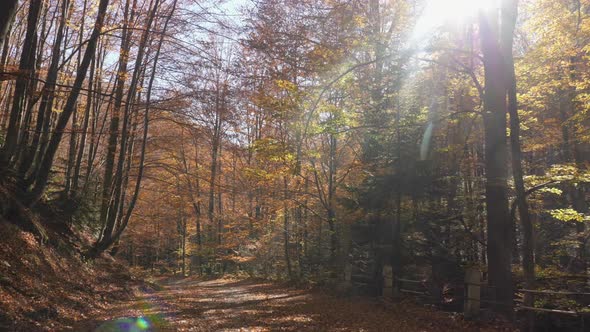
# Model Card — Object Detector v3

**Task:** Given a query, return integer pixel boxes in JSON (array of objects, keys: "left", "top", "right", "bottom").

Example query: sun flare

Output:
[{"left": 413, "top": 0, "right": 497, "bottom": 41}]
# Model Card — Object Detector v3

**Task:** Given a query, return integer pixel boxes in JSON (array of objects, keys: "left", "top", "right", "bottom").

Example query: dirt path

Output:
[{"left": 77, "top": 277, "right": 499, "bottom": 331}]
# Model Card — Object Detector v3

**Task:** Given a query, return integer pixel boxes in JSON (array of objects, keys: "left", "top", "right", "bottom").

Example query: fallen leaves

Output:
[
  {"left": 0, "top": 222, "right": 138, "bottom": 331},
  {"left": 81, "top": 277, "right": 510, "bottom": 331}
]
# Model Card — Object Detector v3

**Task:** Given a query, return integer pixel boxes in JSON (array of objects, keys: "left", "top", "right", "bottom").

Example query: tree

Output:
[
  {"left": 479, "top": 1, "right": 515, "bottom": 316},
  {"left": 0, "top": 0, "right": 18, "bottom": 52},
  {"left": 502, "top": 0, "right": 536, "bottom": 324}
]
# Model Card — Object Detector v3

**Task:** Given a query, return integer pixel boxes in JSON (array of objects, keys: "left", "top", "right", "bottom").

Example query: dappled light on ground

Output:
[
  {"left": 94, "top": 317, "right": 153, "bottom": 332},
  {"left": 78, "top": 277, "right": 498, "bottom": 331}
]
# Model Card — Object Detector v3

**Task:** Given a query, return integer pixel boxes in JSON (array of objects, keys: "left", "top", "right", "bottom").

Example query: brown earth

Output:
[
  {"left": 76, "top": 277, "right": 512, "bottom": 332},
  {"left": 0, "top": 222, "right": 139, "bottom": 332},
  {"left": 0, "top": 221, "right": 512, "bottom": 331}
]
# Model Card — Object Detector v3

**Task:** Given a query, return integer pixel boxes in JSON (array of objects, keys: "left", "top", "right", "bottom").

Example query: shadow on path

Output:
[{"left": 76, "top": 277, "right": 486, "bottom": 331}]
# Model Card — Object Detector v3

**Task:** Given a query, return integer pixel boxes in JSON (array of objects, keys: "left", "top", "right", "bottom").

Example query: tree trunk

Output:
[
  {"left": 100, "top": 0, "right": 145, "bottom": 244},
  {"left": 391, "top": 106, "right": 403, "bottom": 298},
  {"left": 284, "top": 176, "right": 293, "bottom": 278},
  {"left": 1, "top": 0, "right": 42, "bottom": 166},
  {"left": 64, "top": 108, "right": 78, "bottom": 195},
  {"left": 89, "top": 0, "right": 176, "bottom": 257},
  {"left": 21, "top": 0, "right": 71, "bottom": 185},
  {"left": 217, "top": 156, "right": 223, "bottom": 245},
  {"left": 208, "top": 82, "right": 222, "bottom": 246},
  {"left": 184, "top": 134, "right": 202, "bottom": 273},
  {"left": 480, "top": 4, "right": 514, "bottom": 317},
  {"left": 328, "top": 133, "right": 338, "bottom": 266},
  {"left": 71, "top": 54, "right": 96, "bottom": 196},
  {"left": 501, "top": 0, "right": 534, "bottom": 326},
  {"left": 0, "top": 0, "right": 18, "bottom": 54},
  {"left": 25, "top": 0, "right": 111, "bottom": 206}
]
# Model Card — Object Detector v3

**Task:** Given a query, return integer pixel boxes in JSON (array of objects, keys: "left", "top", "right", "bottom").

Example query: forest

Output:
[{"left": 1, "top": 0, "right": 590, "bottom": 331}]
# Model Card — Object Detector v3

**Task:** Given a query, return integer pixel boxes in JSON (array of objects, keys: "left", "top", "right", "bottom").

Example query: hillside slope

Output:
[{"left": 0, "top": 218, "right": 139, "bottom": 331}]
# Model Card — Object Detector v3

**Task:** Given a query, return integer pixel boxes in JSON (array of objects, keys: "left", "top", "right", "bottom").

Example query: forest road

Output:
[{"left": 80, "top": 277, "right": 492, "bottom": 331}]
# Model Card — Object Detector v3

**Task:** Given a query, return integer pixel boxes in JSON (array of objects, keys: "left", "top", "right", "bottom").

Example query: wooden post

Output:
[
  {"left": 464, "top": 267, "right": 481, "bottom": 318},
  {"left": 344, "top": 262, "right": 352, "bottom": 284},
  {"left": 383, "top": 264, "right": 393, "bottom": 298},
  {"left": 525, "top": 292, "right": 535, "bottom": 332}
]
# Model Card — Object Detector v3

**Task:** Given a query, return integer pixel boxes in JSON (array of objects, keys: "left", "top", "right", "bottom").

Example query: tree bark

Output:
[
  {"left": 1, "top": 0, "right": 42, "bottom": 166},
  {"left": 98, "top": 0, "right": 136, "bottom": 242},
  {"left": 89, "top": 0, "right": 176, "bottom": 256},
  {"left": 0, "top": 0, "right": 18, "bottom": 53},
  {"left": 71, "top": 54, "right": 95, "bottom": 196},
  {"left": 480, "top": 4, "right": 514, "bottom": 316},
  {"left": 20, "top": 0, "right": 71, "bottom": 185},
  {"left": 25, "top": 0, "right": 110, "bottom": 206},
  {"left": 284, "top": 176, "right": 293, "bottom": 279},
  {"left": 502, "top": 0, "right": 534, "bottom": 326}
]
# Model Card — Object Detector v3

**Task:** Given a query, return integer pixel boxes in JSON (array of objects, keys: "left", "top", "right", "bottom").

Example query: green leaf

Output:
[
  {"left": 549, "top": 208, "right": 585, "bottom": 222},
  {"left": 538, "top": 187, "right": 563, "bottom": 196}
]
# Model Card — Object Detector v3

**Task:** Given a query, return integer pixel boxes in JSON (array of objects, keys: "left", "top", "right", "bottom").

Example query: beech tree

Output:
[{"left": 3, "top": 0, "right": 590, "bottom": 326}]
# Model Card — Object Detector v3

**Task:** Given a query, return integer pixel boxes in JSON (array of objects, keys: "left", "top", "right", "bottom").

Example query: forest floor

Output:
[
  {"left": 0, "top": 218, "right": 513, "bottom": 331},
  {"left": 0, "top": 221, "right": 141, "bottom": 332},
  {"left": 76, "top": 276, "right": 511, "bottom": 332}
]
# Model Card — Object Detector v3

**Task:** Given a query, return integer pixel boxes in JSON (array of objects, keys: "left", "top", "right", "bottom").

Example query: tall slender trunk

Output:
[
  {"left": 303, "top": 177, "right": 309, "bottom": 261},
  {"left": 15, "top": 3, "right": 50, "bottom": 172},
  {"left": 84, "top": 44, "right": 108, "bottom": 192},
  {"left": 208, "top": 83, "right": 222, "bottom": 246},
  {"left": 500, "top": 0, "right": 534, "bottom": 323},
  {"left": 1, "top": 0, "right": 42, "bottom": 166},
  {"left": 71, "top": 54, "right": 95, "bottom": 196},
  {"left": 70, "top": 0, "right": 91, "bottom": 197},
  {"left": 64, "top": 108, "right": 78, "bottom": 195},
  {"left": 217, "top": 155, "right": 223, "bottom": 245},
  {"left": 194, "top": 143, "right": 202, "bottom": 273},
  {"left": 328, "top": 133, "right": 337, "bottom": 265},
  {"left": 22, "top": 0, "right": 69, "bottom": 183},
  {"left": 182, "top": 133, "right": 202, "bottom": 272},
  {"left": 98, "top": 0, "right": 135, "bottom": 242},
  {"left": 108, "top": 13, "right": 157, "bottom": 237},
  {"left": 179, "top": 200, "right": 187, "bottom": 277},
  {"left": 26, "top": 0, "right": 111, "bottom": 206},
  {"left": 0, "top": 0, "right": 18, "bottom": 52},
  {"left": 390, "top": 105, "right": 403, "bottom": 298},
  {"left": 480, "top": 4, "right": 514, "bottom": 316},
  {"left": 0, "top": 15, "right": 14, "bottom": 70},
  {"left": 284, "top": 176, "right": 293, "bottom": 278},
  {"left": 90, "top": 0, "right": 176, "bottom": 256}
]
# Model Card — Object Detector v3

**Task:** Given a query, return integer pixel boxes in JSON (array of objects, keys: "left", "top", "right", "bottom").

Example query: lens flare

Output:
[
  {"left": 95, "top": 316, "right": 153, "bottom": 332},
  {"left": 136, "top": 316, "right": 150, "bottom": 330},
  {"left": 420, "top": 122, "right": 434, "bottom": 161},
  {"left": 412, "top": 0, "right": 498, "bottom": 43}
]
